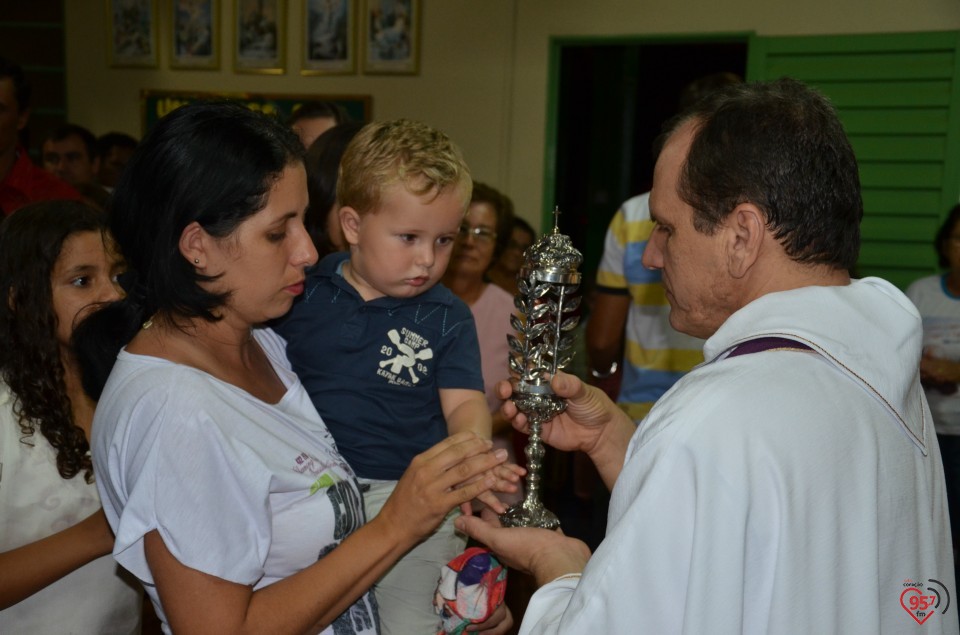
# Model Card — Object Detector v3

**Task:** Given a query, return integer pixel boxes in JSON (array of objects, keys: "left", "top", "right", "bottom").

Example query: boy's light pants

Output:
[{"left": 361, "top": 478, "right": 466, "bottom": 635}]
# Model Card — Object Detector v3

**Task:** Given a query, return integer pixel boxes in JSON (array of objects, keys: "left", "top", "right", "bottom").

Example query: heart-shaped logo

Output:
[{"left": 901, "top": 587, "right": 935, "bottom": 625}]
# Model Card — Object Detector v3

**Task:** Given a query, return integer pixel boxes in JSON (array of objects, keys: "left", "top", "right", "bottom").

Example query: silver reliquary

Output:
[{"left": 499, "top": 209, "right": 582, "bottom": 530}]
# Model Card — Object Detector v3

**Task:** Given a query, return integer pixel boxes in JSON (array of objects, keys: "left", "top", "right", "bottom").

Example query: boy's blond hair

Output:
[{"left": 337, "top": 118, "right": 472, "bottom": 215}]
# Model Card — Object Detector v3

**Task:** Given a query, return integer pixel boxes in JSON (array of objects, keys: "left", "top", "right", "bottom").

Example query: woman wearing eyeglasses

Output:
[{"left": 487, "top": 217, "right": 536, "bottom": 297}]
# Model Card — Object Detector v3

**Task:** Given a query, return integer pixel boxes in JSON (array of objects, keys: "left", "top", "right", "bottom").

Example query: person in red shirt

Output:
[{"left": 0, "top": 57, "right": 80, "bottom": 217}]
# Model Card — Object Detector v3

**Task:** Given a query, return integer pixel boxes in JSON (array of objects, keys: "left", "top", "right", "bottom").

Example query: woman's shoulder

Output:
[
  {"left": 481, "top": 282, "right": 514, "bottom": 306},
  {"left": 0, "top": 378, "right": 22, "bottom": 428},
  {"left": 0, "top": 380, "right": 20, "bottom": 452},
  {"left": 101, "top": 350, "right": 221, "bottom": 420},
  {"left": 95, "top": 352, "right": 242, "bottom": 458},
  {"left": 471, "top": 283, "right": 516, "bottom": 322},
  {"left": 0, "top": 378, "right": 14, "bottom": 410}
]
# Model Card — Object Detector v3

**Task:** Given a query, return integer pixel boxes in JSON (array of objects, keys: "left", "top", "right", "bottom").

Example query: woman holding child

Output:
[
  {"left": 277, "top": 119, "right": 521, "bottom": 634},
  {"left": 76, "top": 102, "right": 513, "bottom": 634}
]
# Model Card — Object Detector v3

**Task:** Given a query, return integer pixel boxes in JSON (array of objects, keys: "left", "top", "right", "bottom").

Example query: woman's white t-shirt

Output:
[{"left": 93, "top": 327, "right": 378, "bottom": 634}]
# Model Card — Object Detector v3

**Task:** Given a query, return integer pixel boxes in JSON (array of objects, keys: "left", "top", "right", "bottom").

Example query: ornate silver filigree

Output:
[{"left": 499, "top": 209, "right": 582, "bottom": 530}]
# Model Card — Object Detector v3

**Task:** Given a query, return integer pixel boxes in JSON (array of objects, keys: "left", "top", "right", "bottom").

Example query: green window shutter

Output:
[{"left": 747, "top": 31, "right": 960, "bottom": 289}]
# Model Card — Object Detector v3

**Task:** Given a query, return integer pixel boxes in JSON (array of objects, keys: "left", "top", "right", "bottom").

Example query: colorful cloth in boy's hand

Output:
[{"left": 434, "top": 547, "right": 508, "bottom": 634}]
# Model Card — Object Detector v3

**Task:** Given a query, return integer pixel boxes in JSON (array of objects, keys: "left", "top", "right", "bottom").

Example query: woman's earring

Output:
[{"left": 194, "top": 258, "right": 200, "bottom": 264}]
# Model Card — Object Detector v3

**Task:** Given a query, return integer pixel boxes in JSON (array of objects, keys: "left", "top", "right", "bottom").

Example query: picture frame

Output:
[
  {"left": 171, "top": 0, "right": 220, "bottom": 70},
  {"left": 361, "top": 0, "right": 419, "bottom": 75},
  {"left": 302, "top": 0, "right": 355, "bottom": 75},
  {"left": 107, "top": 0, "right": 159, "bottom": 68},
  {"left": 235, "top": 0, "right": 286, "bottom": 74}
]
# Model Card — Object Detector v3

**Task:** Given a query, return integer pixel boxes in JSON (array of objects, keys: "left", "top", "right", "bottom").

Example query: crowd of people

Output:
[
  {"left": 0, "top": 59, "right": 137, "bottom": 219},
  {"left": 0, "top": 52, "right": 958, "bottom": 635}
]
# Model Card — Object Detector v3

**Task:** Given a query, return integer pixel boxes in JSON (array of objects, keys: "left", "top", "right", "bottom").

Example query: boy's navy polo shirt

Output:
[{"left": 274, "top": 252, "right": 484, "bottom": 480}]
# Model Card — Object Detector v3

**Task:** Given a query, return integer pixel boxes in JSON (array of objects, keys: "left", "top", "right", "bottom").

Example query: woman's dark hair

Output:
[
  {"left": 74, "top": 101, "right": 304, "bottom": 399},
  {"left": 470, "top": 182, "right": 515, "bottom": 264},
  {"left": 304, "top": 120, "right": 364, "bottom": 256},
  {"left": 286, "top": 100, "right": 349, "bottom": 127},
  {"left": 0, "top": 200, "right": 109, "bottom": 481},
  {"left": 509, "top": 217, "right": 536, "bottom": 245},
  {"left": 934, "top": 204, "right": 960, "bottom": 269}
]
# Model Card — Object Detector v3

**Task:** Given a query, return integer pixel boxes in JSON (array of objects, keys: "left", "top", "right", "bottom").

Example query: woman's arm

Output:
[
  {"left": 0, "top": 508, "right": 114, "bottom": 609},
  {"left": 920, "top": 350, "right": 960, "bottom": 385},
  {"left": 442, "top": 389, "right": 524, "bottom": 511},
  {"left": 149, "top": 432, "right": 508, "bottom": 635},
  {"left": 146, "top": 515, "right": 412, "bottom": 634},
  {"left": 585, "top": 292, "right": 629, "bottom": 375}
]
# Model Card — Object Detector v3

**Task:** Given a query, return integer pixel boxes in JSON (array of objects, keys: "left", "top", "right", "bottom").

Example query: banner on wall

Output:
[{"left": 140, "top": 90, "right": 372, "bottom": 135}]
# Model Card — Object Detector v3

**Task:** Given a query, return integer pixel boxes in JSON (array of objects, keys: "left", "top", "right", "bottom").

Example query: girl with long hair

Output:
[{"left": 0, "top": 200, "right": 141, "bottom": 632}]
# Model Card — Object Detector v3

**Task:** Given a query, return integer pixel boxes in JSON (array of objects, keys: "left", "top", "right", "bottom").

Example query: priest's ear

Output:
[{"left": 726, "top": 202, "right": 765, "bottom": 279}]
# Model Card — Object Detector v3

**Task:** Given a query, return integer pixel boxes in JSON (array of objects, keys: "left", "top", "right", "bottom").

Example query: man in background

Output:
[
  {"left": 42, "top": 123, "right": 111, "bottom": 210},
  {"left": 42, "top": 124, "right": 100, "bottom": 189},
  {"left": 96, "top": 131, "right": 138, "bottom": 190},
  {"left": 0, "top": 57, "right": 79, "bottom": 217},
  {"left": 586, "top": 72, "right": 742, "bottom": 421}
]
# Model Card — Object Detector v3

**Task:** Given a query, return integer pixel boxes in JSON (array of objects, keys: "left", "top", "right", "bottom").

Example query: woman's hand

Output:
[{"left": 377, "top": 432, "right": 509, "bottom": 544}]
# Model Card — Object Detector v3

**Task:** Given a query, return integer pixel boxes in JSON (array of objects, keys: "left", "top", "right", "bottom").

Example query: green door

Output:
[{"left": 747, "top": 31, "right": 960, "bottom": 288}]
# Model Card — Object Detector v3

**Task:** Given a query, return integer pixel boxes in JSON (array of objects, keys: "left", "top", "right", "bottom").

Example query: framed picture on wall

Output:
[
  {"left": 361, "top": 0, "right": 419, "bottom": 75},
  {"left": 171, "top": 0, "right": 220, "bottom": 69},
  {"left": 107, "top": 0, "right": 159, "bottom": 68},
  {"left": 302, "top": 0, "right": 355, "bottom": 75},
  {"left": 235, "top": 0, "right": 285, "bottom": 74}
]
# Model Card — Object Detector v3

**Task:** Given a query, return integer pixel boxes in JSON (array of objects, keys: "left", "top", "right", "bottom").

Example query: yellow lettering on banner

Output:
[
  {"left": 157, "top": 97, "right": 189, "bottom": 118},
  {"left": 245, "top": 102, "right": 278, "bottom": 116}
]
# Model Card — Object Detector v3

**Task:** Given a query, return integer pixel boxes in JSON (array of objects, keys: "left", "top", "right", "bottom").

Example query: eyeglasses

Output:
[{"left": 458, "top": 225, "right": 497, "bottom": 243}]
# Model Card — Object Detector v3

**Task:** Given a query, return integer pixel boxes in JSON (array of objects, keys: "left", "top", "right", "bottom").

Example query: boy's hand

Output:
[{"left": 456, "top": 463, "right": 525, "bottom": 516}]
